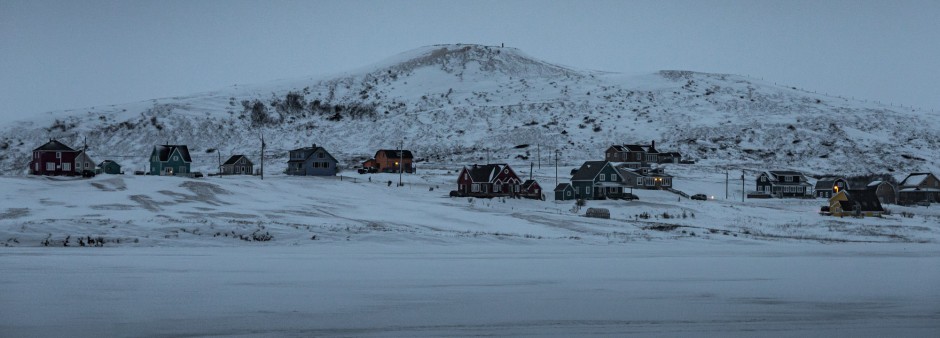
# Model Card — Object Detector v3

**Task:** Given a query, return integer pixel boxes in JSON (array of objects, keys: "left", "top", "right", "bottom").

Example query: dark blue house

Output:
[{"left": 286, "top": 144, "right": 338, "bottom": 176}]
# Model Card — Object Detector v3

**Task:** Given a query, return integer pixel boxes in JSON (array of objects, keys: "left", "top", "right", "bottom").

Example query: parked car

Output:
[
  {"left": 691, "top": 194, "right": 708, "bottom": 201},
  {"left": 134, "top": 170, "right": 146, "bottom": 175},
  {"left": 620, "top": 193, "right": 640, "bottom": 201},
  {"left": 193, "top": 172, "right": 204, "bottom": 178},
  {"left": 916, "top": 200, "right": 931, "bottom": 207},
  {"left": 81, "top": 170, "right": 96, "bottom": 178}
]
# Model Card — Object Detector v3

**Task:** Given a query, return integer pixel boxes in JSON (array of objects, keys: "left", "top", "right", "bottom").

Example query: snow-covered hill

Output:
[{"left": 1, "top": 44, "right": 937, "bottom": 176}]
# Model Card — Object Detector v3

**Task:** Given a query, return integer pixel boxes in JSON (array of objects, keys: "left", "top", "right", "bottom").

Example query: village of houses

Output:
[{"left": 25, "top": 137, "right": 940, "bottom": 222}]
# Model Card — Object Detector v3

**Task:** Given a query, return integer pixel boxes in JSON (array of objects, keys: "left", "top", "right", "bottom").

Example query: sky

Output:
[{"left": 1, "top": 0, "right": 938, "bottom": 123}]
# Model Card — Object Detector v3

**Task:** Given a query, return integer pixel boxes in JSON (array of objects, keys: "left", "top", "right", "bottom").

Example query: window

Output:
[
  {"left": 35, "top": 163, "right": 39, "bottom": 171},
  {"left": 495, "top": 185, "right": 500, "bottom": 193},
  {"left": 785, "top": 176, "right": 793, "bottom": 182},
  {"left": 318, "top": 153, "right": 324, "bottom": 158},
  {"left": 566, "top": 191, "right": 572, "bottom": 197},
  {"left": 663, "top": 178, "right": 671, "bottom": 186},
  {"left": 600, "top": 174, "right": 606, "bottom": 181},
  {"left": 63, "top": 163, "right": 71, "bottom": 171},
  {"left": 761, "top": 176, "right": 767, "bottom": 182},
  {"left": 46, "top": 162, "right": 54, "bottom": 171},
  {"left": 173, "top": 156, "right": 178, "bottom": 161},
  {"left": 586, "top": 187, "right": 592, "bottom": 195},
  {"left": 472, "top": 184, "right": 479, "bottom": 192},
  {"left": 56, "top": 152, "right": 61, "bottom": 159},
  {"left": 637, "top": 178, "right": 642, "bottom": 186}
]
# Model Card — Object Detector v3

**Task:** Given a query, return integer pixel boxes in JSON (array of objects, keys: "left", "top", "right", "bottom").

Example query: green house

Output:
[
  {"left": 150, "top": 145, "right": 192, "bottom": 176},
  {"left": 570, "top": 161, "right": 626, "bottom": 200},
  {"left": 99, "top": 160, "right": 122, "bottom": 174},
  {"left": 554, "top": 183, "right": 575, "bottom": 200}
]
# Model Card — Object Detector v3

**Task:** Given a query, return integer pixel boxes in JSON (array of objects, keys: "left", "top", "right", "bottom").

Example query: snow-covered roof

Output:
[{"left": 900, "top": 173, "right": 934, "bottom": 187}]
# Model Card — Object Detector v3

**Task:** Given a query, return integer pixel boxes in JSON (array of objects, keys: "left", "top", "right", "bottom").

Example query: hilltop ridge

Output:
[{"left": 0, "top": 44, "right": 937, "bottom": 176}]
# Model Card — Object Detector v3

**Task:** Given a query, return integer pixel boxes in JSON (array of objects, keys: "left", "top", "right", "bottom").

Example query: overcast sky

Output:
[{"left": 2, "top": 0, "right": 938, "bottom": 123}]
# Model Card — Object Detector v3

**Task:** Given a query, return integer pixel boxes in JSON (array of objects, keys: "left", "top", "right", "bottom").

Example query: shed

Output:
[{"left": 554, "top": 183, "right": 575, "bottom": 201}]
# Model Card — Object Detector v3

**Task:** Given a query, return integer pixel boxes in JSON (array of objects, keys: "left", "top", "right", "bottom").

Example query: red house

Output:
[
  {"left": 521, "top": 179, "right": 544, "bottom": 200},
  {"left": 29, "top": 139, "right": 81, "bottom": 176},
  {"left": 455, "top": 163, "right": 524, "bottom": 197}
]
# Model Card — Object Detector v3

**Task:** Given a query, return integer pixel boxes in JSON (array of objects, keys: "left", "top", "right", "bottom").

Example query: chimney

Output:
[
  {"left": 312, "top": 144, "right": 317, "bottom": 149},
  {"left": 651, "top": 140, "right": 655, "bottom": 148}
]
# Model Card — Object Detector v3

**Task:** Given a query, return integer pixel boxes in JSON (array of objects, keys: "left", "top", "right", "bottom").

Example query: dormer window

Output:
[{"left": 785, "top": 176, "right": 793, "bottom": 182}]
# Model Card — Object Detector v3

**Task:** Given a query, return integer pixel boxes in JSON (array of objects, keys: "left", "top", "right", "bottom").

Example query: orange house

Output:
[{"left": 373, "top": 149, "right": 414, "bottom": 173}]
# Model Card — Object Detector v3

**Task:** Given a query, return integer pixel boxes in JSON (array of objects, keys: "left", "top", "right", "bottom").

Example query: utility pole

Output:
[
  {"left": 725, "top": 171, "right": 729, "bottom": 199},
  {"left": 741, "top": 170, "right": 745, "bottom": 202},
  {"left": 217, "top": 147, "right": 222, "bottom": 176},
  {"left": 398, "top": 139, "right": 403, "bottom": 187},
  {"left": 537, "top": 143, "right": 541, "bottom": 169},
  {"left": 554, "top": 149, "right": 559, "bottom": 186},
  {"left": 260, "top": 132, "right": 265, "bottom": 180}
]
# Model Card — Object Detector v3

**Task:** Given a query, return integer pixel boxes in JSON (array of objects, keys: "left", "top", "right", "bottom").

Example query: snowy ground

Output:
[
  {"left": 1, "top": 164, "right": 938, "bottom": 246},
  {"left": 1, "top": 165, "right": 939, "bottom": 336}
]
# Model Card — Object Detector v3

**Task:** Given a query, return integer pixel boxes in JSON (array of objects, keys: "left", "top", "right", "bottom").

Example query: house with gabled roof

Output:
[
  {"left": 617, "top": 166, "right": 673, "bottom": 190},
  {"left": 29, "top": 139, "right": 96, "bottom": 176},
  {"left": 99, "top": 160, "right": 122, "bottom": 175},
  {"left": 455, "top": 163, "right": 523, "bottom": 197},
  {"left": 897, "top": 172, "right": 940, "bottom": 205},
  {"left": 554, "top": 183, "right": 575, "bottom": 201},
  {"left": 828, "top": 189, "right": 884, "bottom": 217},
  {"left": 814, "top": 177, "right": 849, "bottom": 198},
  {"left": 221, "top": 155, "right": 254, "bottom": 175},
  {"left": 571, "top": 161, "right": 627, "bottom": 200},
  {"left": 520, "top": 179, "right": 544, "bottom": 200},
  {"left": 286, "top": 144, "right": 338, "bottom": 176},
  {"left": 605, "top": 140, "right": 681, "bottom": 168},
  {"left": 755, "top": 170, "right": 812, "bottom": 198},
  {"left": 150, "top": 145, "right": 192, "bottom": 176},
  {"left": 370, "top": 149, "right": 414, "bottom": 173}
]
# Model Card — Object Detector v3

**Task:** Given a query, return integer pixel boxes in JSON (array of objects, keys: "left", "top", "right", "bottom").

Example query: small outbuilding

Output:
[
  {"left": 867, "top": 180, "right": 897, "bottom": 205},
  {"left": 99, "top": 160, "right": 122, "bottom": 175},
  {"left": 554, "top": 183, "right": 575, "bottom": 201}
]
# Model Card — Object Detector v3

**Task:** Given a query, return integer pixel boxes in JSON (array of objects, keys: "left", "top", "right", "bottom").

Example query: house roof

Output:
[
  {"left": 900, "top": 173, "right": 935, "bottom": 187},
  {"left": 522, "top": 179, "right": 539, "bottom": 189},
  {"left": 465, "top": 164, "right": 501, "bottom": 183},
  {"left": 571, "top": 161, "right": 611, "bottom": 181},
  {"left": 223, "top": 155, "right": 252, "bottom": 165},
  {"left": 99, "top": 160, "right": 120, "bottom": 167},
  {"left": 768, "top": 170, "right": 804, "bottom": 177},
  {"left": 154, "top": 145, "right": 192, "bottom": 162},
  {"left": 376, "top": 149, "right": 414, "bottom": 159},
  {"left": 814, "top": 177, "right": 845, "bottom": 190},
  {"left": 289, "top": 145, "right": 338, "bottom": 163},
  {"left": 33, "top": 139, "right": 76, "bottom": 152},
  {"left": 554, "top": 183, "right": 572, "bottom": 192}
]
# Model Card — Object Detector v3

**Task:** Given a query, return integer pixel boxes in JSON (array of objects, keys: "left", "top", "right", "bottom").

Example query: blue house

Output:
[{"left": 286, "top": 144, "right": 338, "bottom": 176}]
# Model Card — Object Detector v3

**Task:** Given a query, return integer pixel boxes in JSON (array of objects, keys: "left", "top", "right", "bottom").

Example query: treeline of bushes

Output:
[{"left": 241, "top": 91, "right": 378, "bottom": 126}]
